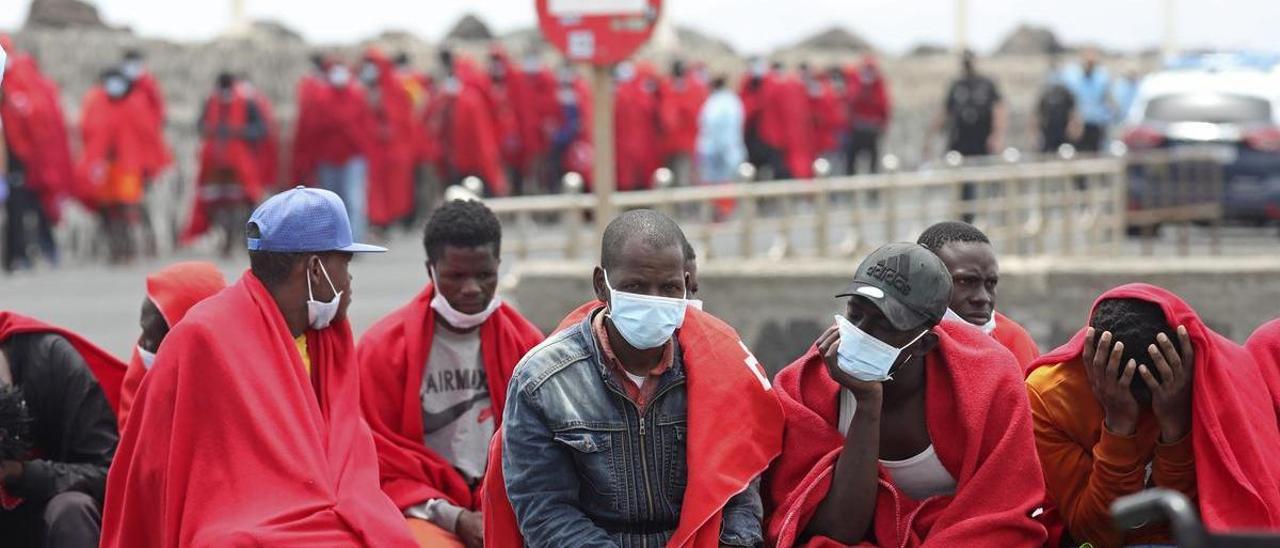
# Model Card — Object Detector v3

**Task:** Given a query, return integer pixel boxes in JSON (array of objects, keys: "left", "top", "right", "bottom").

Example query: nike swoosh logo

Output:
[{"left": 422, "top": 392, "right": 491, "bottom": 432}]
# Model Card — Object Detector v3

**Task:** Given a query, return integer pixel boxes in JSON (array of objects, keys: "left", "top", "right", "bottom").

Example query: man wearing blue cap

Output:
[{"left": 102, "top": 187, "right": 417, "bottom": 547}]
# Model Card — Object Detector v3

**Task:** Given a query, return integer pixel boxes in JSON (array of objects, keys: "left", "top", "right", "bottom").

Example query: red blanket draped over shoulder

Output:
[
  {"left": 991, "top": 311, "right": 1041, "bottom": 372},
  {"left": 117, "top": 262, "right": 227, "bottom": 428},
  {"left": 1245, "top": 318, "right": 1280, "bottom": 421},
  {"left": 101, "top": 272, "right": 416, "bottom": 547},
  {"left": 1032, "top": 283, "right": 1280, "bottom": 533},
  {"left": 357, "top": 285, "right": 543, "bottom": 510},
  {"left": 484, "top": 302, "right": 784, "bottom": 548},
  {"left": 766, "top": 321, "right": 1047, "bottom": 547},
  {"left": 0, "top": 312, "right": 126, "bottom": 414}
]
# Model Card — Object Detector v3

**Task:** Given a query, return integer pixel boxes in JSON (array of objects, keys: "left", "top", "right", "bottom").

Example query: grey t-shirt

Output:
[{"left": 421, "top": 325, "right": 492, "bottom": 484}]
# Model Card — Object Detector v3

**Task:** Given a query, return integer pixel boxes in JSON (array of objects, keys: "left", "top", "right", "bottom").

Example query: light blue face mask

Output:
[
  {"left": 604, "top": 270, "right": 688, "bottom": 350},
  {"left": 834, "top": 315, "right": 928, "bottom": 382}
]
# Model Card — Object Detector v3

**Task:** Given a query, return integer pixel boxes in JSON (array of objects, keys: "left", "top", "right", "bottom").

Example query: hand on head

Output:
[
  {"left": 1083, "top": 327, "right": 1140, "bottom": 436},
  {"left": 1141, "top": 326, "right": 1195, "bottom": 442}
]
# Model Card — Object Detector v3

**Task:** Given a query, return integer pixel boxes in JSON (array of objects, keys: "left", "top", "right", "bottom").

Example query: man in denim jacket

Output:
[{"left": 500, "top": 210, "right": 775, "bottom": 547}]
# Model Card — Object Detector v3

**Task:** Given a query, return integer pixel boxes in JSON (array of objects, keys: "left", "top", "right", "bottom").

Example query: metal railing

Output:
[{"left": 472, "top": 148, "right": 1225, "bottom": 262}]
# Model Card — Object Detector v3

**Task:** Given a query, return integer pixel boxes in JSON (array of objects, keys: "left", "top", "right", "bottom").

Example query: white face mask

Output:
[
  {"left": 604, "top": 270, "right": 688, "bottom": 350},
  {"left": 105, "top": 77, "right": 128, "bottom": 98},
  {"left": 359, "top": 62, "right": 378, "bottom": 85},
  {"left": 328, "top": 66, "right": 351, "bottom": 87},
  {"left": 430, "top": 267, "right": 502, "bottom": 330},
  {"left": 137, "top": 346, "right": 157, "bottom": 370},
  {"left": 121, "top": 60, "right": 143, "bottom": 80},
  {"left": 943, "top": 308, "right": 998, "bottom": 335},
  {"left": 834, "top": 314, "right": 928, "bottom": 382},
  {"left": 307, "top": 259, "right": 343, "bottom": 330},
  {"left": 687, "top": 299, "right": 704, "bottom": 311}
]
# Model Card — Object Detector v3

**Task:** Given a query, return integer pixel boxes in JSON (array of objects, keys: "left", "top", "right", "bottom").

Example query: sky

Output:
[{"left": 1, "top": 0, "right": 1278, "bottom": 55}]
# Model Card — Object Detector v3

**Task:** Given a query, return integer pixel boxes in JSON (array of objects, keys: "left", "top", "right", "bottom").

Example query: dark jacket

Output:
[
  {"left": 2, "top": 333, "right": 118, "bottom": 505},
  {"left": 502, "top": 311, "right": 763, "bottom": 548}
]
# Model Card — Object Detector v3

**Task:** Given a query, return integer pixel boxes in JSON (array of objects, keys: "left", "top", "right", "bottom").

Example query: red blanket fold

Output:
[
  {"left": 0, "top": 312, "right": 126, "bottom": 414},
  {"left": 1031, "top": 283, "right": 1280, "bottom": 533},
  {"left": 357, "top": 284, "right": 543, "bottom": 511},
  {"left": 118, "top": 261, "right": 227, "bottom": 428},
  {"left": 767, "top": 321, "right": 1047, "bottom": 547},
  {"left": 484, "top": 303, "right": 785, "bottom": 547},
  {"left": 101, "top": 272, "right": 416, "bottom": 547},
  {"left": 1245, "top": 319, "right": 1280, "bottom": 422},
  {"left": 991, "top": 311, "right": 1041, "bottom": 373}
]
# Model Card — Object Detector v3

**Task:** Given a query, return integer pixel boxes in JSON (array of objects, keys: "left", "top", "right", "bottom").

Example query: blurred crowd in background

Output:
[{"left": 2, "top": 36, "right": 1146, "bottom": 270}]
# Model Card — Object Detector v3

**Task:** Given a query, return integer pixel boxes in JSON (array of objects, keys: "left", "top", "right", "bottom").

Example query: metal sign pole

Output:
[{"left": 592, "top": 64, "right": 617, "bottom": 246}]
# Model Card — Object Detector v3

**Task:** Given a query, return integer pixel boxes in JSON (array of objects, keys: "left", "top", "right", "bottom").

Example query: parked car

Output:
[{"left": 1120, "top": 56, "right": 1280, "bottom": 224}]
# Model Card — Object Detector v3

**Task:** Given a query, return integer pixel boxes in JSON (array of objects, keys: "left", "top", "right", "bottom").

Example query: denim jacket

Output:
[{"left": 502, "top": 311, "right": 764, "bottom": 548}]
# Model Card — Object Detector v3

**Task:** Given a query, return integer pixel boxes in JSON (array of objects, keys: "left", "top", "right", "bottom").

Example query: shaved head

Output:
[{"left": 600, "top": 209, "right": 688, "bottom": 271}]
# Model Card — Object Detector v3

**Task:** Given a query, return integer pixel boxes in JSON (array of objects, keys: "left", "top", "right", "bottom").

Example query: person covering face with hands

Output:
[
  {"left": 1027, "top": 284, "right": 1280, "bottom": 547},
  {"left": 766, "top": 243, "right": 1047, "bottom": 547}
]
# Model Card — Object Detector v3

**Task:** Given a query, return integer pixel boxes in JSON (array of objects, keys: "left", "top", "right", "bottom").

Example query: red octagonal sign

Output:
[{"left": 536, "top": 0, "right": 662, "bottom": 66}]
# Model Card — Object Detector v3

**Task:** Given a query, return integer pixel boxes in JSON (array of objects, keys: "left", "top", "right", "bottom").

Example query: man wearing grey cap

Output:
[
  {"left": 764, "top": 243, "right": 1047, "bottom": 547},
  {"left": 101, "top": 187, "right": 416, "bottom": 547}
]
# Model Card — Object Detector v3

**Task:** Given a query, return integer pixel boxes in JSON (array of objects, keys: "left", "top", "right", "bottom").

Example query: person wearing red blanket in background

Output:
[
  {"left": 766, "top": 243, "right": 1047, "bottom": 547},
  {"left": 1027, "top": 284, "right": 1280, "bottom": 547},
  {"left": 659, "top": 59, "right": 707, "bottom": 187},
  {"left": 804, "top": 64, "right": 845, "bottom": 169},
  {"left": 844, "top": 56, "right": 890, "bottom": 175},
  {"left": 485, "top": 209, "right": 783, "bottom": 547},
  {"left": 358, "top": 200, "right": 542, "bottom": 548},
  {"left": 116, "top": 261, "right": 227, "bottom": 430},
  {"left": 78, "top": 68, "right": 168, "bottom": 264},
  {"left": 761, "top": 65, "right": 816, "bottom": 180},
  {"left": 118, "top": 50, "right": 171, "bottom": 258},
  {"left": 119, "top": 51, "right": 164, "bottom": 136},
  {"left": 289, "top": 54, "right": 329, "bottom": 187},
  {"left": 613, "top": 61, "right": 661, "bottom": 192},
  {"left": 357, "top": 48, "right": 417, "bottom": 235},
  {"left": 236, "top": 79, "right": 279, "bottom": 190},
  {"left": 1, "top": 36, "right": 74, "bottom": 273},
  {"left": 0, "top": 312, "right": 126, "bottom": 548},
  {"left": 311, "top": 61, "right": 374, "bottom": 243},
  {"left": 183, "top": 73, "right": 268, "bottom": 256},
  {"left": 101, "top": 187, "right": 415, "bottom": 547},
  {"left": 917, "top": 221, "right": 1040, "bottom": 370}
]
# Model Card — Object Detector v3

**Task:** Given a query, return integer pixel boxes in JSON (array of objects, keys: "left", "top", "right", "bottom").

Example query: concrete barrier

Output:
[{"left": 510, "top": 256, "right": 1280, "bottom": 377}]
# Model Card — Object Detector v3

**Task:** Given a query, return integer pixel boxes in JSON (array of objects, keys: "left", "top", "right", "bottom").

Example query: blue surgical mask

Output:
[
  {"left": 604, "top": 270, "right": 688, "bottom": 350},
  {"left": 834, "top": 315, "right": 928, "bottom": 382}
]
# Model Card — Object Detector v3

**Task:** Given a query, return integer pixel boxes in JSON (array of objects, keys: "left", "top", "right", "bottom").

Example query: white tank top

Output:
[{"left": 838, "top": 389, "right": 958, "bottom": 500}]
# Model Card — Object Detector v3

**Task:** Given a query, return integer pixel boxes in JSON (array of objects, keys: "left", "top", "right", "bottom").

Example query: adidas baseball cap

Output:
[
  {"left": 246, "top": 186, "right": 386, "bottom": 253},
  {"left": 837, "top": 243, "right": 952, "bottom": 331}
]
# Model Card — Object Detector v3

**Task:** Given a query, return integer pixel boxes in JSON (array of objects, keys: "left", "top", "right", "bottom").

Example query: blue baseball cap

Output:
[{"left": 246, "top": 186, "right": 387, "bottom": 253}]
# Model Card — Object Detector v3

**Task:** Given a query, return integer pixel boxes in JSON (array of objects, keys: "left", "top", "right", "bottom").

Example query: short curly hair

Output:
[
  {"left": 1090, "top": 298, "right": 1175, "bottom": 402},
  {"left": 423, "top": 200, "right": 503, "bottom": 262},
  {"left": 917, "top": 221, "right": 990, "bottom": 252}
]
